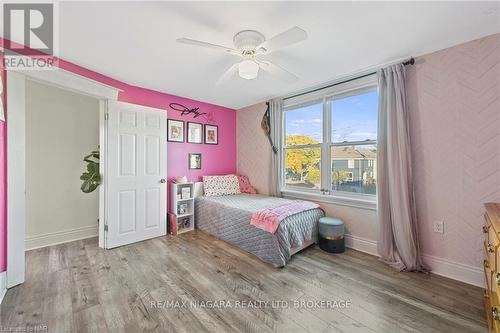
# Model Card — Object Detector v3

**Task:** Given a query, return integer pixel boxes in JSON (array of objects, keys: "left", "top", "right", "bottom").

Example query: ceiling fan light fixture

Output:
[
  {"left": 177, "top": 27, "right": 307, "bottom": 83},
  {"left": 238, "top": 60, "right": 259, "bottom": 80}
]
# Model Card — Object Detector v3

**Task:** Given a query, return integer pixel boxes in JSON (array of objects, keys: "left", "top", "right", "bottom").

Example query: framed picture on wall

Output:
[
  {"left": 189, "top": 153, "right": 202, "bottom": 169},
  {"left": 167, "top": 119, "right": 184, "bottom": 142},
  {"left": 204, "top": 124, "right": 218, "bottom": 145},
  {"left": 187, "top": 122, "right": 203, "bottom": 144}
]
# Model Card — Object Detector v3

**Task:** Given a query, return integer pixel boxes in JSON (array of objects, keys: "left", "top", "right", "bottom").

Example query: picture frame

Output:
[
  {"left": 204, "top": 124, "right": 218, "bottom": 145},
  {"left": 189, "top": 153, "right": 202, "bottom": 169},
  {"left": 187, "top": 122, "right": 203, "bottom": 144},
  {"left": 181, "top": 187, "right": 191, "bottom": 199},
  {"left": 167, "top": 119, "right": 184, "bottom": 143},
  {"left": 178, "top": 203, "right": 188, "bottom": 215}
]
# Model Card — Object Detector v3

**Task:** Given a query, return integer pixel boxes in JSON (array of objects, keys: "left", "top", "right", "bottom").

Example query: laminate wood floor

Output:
[{"left": 0, "top": 230, "right": 487, "bottom": 333}]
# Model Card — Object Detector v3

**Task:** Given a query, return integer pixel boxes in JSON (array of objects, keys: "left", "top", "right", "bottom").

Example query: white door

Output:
[{"left": 106, "top": 101, "right": 167, "bottom": 248}]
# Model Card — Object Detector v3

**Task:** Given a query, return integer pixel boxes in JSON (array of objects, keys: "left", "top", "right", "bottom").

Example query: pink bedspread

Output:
[{"left": 250, "top": 200, "right": 320, "bottom": 233}]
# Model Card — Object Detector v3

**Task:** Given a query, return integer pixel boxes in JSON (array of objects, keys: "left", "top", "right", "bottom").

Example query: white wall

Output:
[{"left": 25, "top": 80, "right": 100, "bottom": 250}]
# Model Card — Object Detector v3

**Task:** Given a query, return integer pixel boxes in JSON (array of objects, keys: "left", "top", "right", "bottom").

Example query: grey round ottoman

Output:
[{"left": 318, "top": 217, "right": 345, "bottom": 253}]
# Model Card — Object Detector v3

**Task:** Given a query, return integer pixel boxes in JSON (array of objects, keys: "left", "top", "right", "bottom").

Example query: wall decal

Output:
[{"left": 169, "top": 102, "right": 207, "bottom": 118}]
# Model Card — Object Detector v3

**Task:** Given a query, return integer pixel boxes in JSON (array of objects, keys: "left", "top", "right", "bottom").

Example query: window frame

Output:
[
  {"left": 282, "top": 99, "right": 324, "bottom": 194},
  {"left": 345, "top": 172, "right": 353, "bottom": 182},
  {"left": 280, "top": 75, "right": 378, "bottom": 210}
]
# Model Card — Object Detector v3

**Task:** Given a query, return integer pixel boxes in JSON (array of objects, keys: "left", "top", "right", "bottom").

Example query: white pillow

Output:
[{"left": 203, "top": 175, "right": 241, "bottom": 197}]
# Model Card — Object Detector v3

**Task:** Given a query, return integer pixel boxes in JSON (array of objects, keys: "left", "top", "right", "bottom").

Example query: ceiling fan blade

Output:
[
  {"left": 258, "top": 61, "right": 298, "bottom": 83},
  {"left": 257, "top": 27, "right": 307, "bottom": 54},
  {"left": 216, "top": 63, "right": 240, "bottom": 85},
  {"left": 176, "top": 38, "right": 240, "bottom": 56}
]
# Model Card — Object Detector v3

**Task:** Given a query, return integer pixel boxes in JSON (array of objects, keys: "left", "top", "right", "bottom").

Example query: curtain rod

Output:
[{"left": 282, "top": 57, "right": 415, "bottom": 101}]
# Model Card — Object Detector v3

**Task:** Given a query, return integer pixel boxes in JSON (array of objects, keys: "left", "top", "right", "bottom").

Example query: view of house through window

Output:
[
  {"left": 331, "top": 144, "right": 377, "bottom": 194},
  {"left": 331, "top": 90, "right": 378, "bottom": 195},
  {"left": 283, "top": 86, "right": 378, "bottom": 198}
]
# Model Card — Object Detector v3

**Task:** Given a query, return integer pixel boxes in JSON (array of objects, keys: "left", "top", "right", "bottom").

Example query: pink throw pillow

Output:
[{"left": 237, "top": 175, "right": 257, "bottom": 194}]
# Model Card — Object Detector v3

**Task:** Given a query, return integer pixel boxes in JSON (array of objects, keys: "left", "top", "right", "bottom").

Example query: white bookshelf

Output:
[{"left": 170, "top": 182, "right": 195, "bottom": 234}]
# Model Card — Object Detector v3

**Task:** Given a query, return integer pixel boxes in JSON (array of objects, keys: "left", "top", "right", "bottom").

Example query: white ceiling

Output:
[{"left": 53, "top": 2, "right": 500, "bottom": 109}]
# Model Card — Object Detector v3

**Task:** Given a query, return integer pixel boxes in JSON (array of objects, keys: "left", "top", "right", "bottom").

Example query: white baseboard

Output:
[
  {"left": 344, "top": 235, "right": 483, "bottom": 288},
  {"left": 25, "top": 225, "right": 98, "bottom": 251},
  {"left": 344, "top": 234, "right": 378, "bottom": 256},
  {"left": 421, "top": 254, "right": 484, "bottom": 288},
  {"left": 0, "top": 271, "right": 6, "bottom": 304}
]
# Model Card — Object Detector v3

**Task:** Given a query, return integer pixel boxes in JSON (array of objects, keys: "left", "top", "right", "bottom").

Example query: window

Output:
[
  {"left": 330, "top": 90, "right": 378, "bottom": 195},
  {"left": 282, "top": 76, "right": 378, "bottom": 204},
  {"left": 331, "top": 144, "right": 377, "bottom": 195},
  {"left": 284, "top": 102, "right": 322, "bottom": 189}
]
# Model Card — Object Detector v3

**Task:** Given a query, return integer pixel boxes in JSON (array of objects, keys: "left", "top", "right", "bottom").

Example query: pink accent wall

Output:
[
  {"left": 118, "top": 86, "right": 236, "bottom": 183},
  {"left": 0, "top": 54, "right": 6, "bottom": 272},
  {"left": 57, "top": 59, "right": 237, "bottom": 183},
  {"left": 0, "top": 40, "right": 236, "bottom": 272}
]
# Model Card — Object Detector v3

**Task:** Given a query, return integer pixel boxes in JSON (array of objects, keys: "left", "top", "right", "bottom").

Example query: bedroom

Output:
[{"left": 0, "top": 1, "right": 499, "bottom": 332}]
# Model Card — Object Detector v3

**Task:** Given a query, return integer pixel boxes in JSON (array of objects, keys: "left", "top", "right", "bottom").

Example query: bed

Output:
[{"left": 194, "top": 188, "right": 324, "bottom": 267}]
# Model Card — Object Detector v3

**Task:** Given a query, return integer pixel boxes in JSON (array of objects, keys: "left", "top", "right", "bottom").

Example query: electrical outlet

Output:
[{"left": 433, "top": 220, "right": 444, "bottom": 234}]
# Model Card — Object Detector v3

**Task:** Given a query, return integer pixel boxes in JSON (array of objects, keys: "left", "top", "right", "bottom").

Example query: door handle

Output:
[{"left": 160, "top": 179, "right": 166, "bottom": 183}]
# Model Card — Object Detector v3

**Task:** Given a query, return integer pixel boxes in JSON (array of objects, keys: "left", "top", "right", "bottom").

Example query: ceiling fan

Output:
[{"left": 176, "top": 27, "right": 307, "bottom": 83}]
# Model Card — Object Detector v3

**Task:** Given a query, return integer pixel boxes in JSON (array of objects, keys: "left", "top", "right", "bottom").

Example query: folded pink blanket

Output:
[{"left": 251, "top": 200, "right": 320, "bottom": 233}]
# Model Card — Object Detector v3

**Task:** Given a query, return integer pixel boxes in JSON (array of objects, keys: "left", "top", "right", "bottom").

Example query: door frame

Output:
[
  {"left": 6, "top": 68, "right": 120, "bottom": 288},
  {"left": 98, "top": 100, "right": 108, "bottom": 249}
]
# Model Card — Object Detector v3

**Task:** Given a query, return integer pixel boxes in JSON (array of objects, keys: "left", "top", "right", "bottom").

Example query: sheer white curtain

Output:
[
  {"left": 269, "top": 98, "right": 283, "bottom": 196},
  {"left": 377, "top": 64, "right": 427, "bottom": 272}
]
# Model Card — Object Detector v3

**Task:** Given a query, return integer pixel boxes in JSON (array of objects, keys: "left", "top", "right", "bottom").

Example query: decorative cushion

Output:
[
  {"left": 237, "top": 175, "right": 257, "bottom": 194},
  {"left": 203, "top": 175, "right": 241, "bottom": 197}
]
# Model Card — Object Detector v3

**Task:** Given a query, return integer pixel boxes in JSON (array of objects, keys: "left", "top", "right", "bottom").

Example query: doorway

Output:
[
  {"left": 25, "top": 80, "right": 100, "bottom": 250},
  {"left": 6, "top": 69, "right": 118, "bottom": 288},
  {"left": 5, "top": 69, "right": 167, "bottom": 290}
]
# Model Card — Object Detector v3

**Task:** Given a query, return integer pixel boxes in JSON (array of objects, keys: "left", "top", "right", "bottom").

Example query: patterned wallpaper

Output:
[
  {"left": 237, "top": 33, "right": 500, "bottom": 273},
  {"left": 236, "top": 103, "right": 273, "bottom": 195},
  {"left": 408, "top": 33, "right": 500, "bottom": 268}
]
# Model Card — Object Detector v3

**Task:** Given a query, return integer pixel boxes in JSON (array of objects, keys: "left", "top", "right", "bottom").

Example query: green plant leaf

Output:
[
  {"left": 88, "top": 163, "right": 98, "bottom": 173},
  {"left": 80, "top": 148, "right": 100, "bottom": 193}
]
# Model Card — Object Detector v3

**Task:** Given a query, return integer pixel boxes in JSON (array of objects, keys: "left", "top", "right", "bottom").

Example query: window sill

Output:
[{"left": 281, "top": 189, "right": 377, "bottom": 211}]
